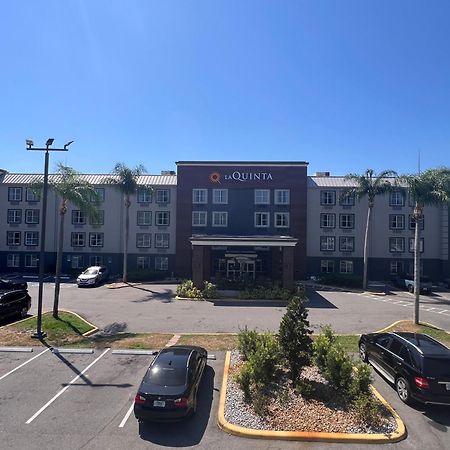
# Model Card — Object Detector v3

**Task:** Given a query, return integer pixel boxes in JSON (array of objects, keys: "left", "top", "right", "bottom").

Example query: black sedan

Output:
[
  {"left": 134, "top": 345, "right": 207, "bottom": 422},
  {"left": 359, "top": 332, "right": 450, "bottom": 405},
  {"left": 0, "top": 278, "right": 28, "bottom": 291}
]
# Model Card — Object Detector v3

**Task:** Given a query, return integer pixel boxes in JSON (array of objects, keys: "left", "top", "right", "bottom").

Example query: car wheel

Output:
[
  {"left": 359, "top": 343, "right": 368, "bottom": 362},
  {"left": 396, "top": 377, "right": 412, "bottom": 404},
  {"left": 19, "top": 306, "right": 28, "bottom": 319},
  {"left": 408, "top": 285, "right": 414, "bottom": 293}
]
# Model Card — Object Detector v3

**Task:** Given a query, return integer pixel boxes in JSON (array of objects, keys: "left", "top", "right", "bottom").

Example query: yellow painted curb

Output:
[
  {"left": 376, "top": 320, "right": 406, "bottom": 333},
  {"left": 218, "top": 351, "right": 407, "bottom": 443},
  {"left": 376, "top": 320, "right": 449, "bottom": 335},
  {"left": 57, "top": 309, "right": 98, "bottom": 336}
]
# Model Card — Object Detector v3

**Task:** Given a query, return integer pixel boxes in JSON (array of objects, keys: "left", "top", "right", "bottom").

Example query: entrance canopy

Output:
[{"left": 190, "top": 235, "right": 298, "bottom": 247}]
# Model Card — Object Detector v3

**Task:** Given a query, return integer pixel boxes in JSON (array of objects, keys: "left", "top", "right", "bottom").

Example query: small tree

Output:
[{"left": 278, "top": 295, "right": 313, "bottom": 381}]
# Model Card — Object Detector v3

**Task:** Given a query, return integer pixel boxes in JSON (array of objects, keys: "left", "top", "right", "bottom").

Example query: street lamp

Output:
[{"left": 26, "top": 138, "right": 73, "bottom": 339}]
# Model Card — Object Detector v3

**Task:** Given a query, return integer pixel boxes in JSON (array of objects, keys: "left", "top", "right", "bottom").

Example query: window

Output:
[
  {"left": 25, "top": 209, "right": 40, "bottom": 224},
  {"left": 389, "top": 214, "right": 405, "bottom": 230},
  {"left": 390, "top": 261, "right": 403, "bottom": 275},
  {"left": 26, "top": 188, "right": 40, "bottom": 202},
  {"left": 155, "top": 233, "right": 169, "bottom": 248},
  {"left": 137, "top": 188, "right": 152, "bottom": 203},
  {"left": 72, "top": 210, "right": 86, "bottom": 225},
  {"left": 320, "top": 236, "right": 335, "bottom": 251},
  {"left": 7, "top": 209, "right": 22, "bottom": 224},
  {"left": 136, "top": 233, "right": 151, "bottom": 248},
  {"left": 24, "top": 231, "right": 39, "bottom": 246},
  {"left": 409, "top": 237, "right": 424, "bottom": 253},
  {"left": 71, "top": 255, "right": 84, "bottom": 269},
  {"left": 71, "top": 232, "right": 85, "bottom": 247},
  {"left": 7, "top": 254, "right": 20, "bottom": 268},
  {"left": 90, "top": 188, "right": 105, "bottom": 202},
  {"left": 340, "top": 260, "right": 353, "bottom": 274},
  {"left": 8, "top": 187, "right": 22, "bottom": 202},
  {"left": 89, "top": 256, "right": 102, "bottom": 266},
  {"left": 192, "top": 189, "right": 208, "bottom": 204},
  {"left": 212, "top": 189, "right": 228, "bottom": 204},
  {"left": 320, "top": 190, "right": 335, "bottom": 205},
  {"left": 339, "top": 214, "right": 354, "bottom": 229},
  {"left": 275, "top": 212, "right": 289, "bottom": 228},
  {"left": 155, "top": 211, "right": 170, "bottom": 226},
  {"left": 89, "top": 233, "right": 104, "bottom": 247},
  {"left": 320, "top": 213, "right": 335, "bottom": 228},
  {"left": 389, "top": 237, "right": 405, "bottom": 253},
  {"left": 255, "top": 212, "right": 270, "bottom": 227},
  {"left": 274, "top": 189, "right": 290, "bottom": 205},
  {"left": 156, "top": 189, "right": 170, "bottom": 204},
  {"left": 409, "top": 215, "right": 424, "bottom": 230},
  {"left": 137, "top": 211, "right": 152, "bottom": 226},
  {"left": 25, "top": 254, "right": 38, "bottom": 268},
  {"left": 320, "top": 260, "right": 334, "bottom": 273},
  {"left": 7, "top": 231, "right": 21, "bottom": 246},
  {"left": 390, "top": 191, "right": 405, "bottom": 207},
  {"left": 339, "top": 236, "right": 354, "bottom": 252},
  {"left": 192, "top": 211, "right": 207, "bottom": 226},
  {"left": 254, "top": 189, "right": 270, "bottom": 205},
  {"left": 90, "top": 210, "right": 104, "bottom": 226},
  {"left": 212, "top": 212, "right": 228, "bottom": 227},
  {"left": 155, "top": 256, "right": 169, "bottom": 271},
  {"left": 137, "top": 256, "right": 151, "bottom": 269},
  {"left": 339, "top": 192, "right": 354, "bottom": 206}
]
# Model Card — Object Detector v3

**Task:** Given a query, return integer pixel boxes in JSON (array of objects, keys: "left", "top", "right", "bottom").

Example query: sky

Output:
[{"left": 1, "top": 0, "right": 449, "bottom": 176}]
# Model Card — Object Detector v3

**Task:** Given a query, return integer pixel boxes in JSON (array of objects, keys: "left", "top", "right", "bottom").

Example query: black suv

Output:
[
  {"left": 0, "top": 289, "right": 31, "bottom": 321},
  {"left": 359, "top": 332, "right": 450, "bottom": 405},
  {"left": 0, "top": 278, "right": 28, "bottom": 291}
]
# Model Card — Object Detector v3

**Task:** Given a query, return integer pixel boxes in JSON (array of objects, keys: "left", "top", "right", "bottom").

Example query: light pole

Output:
[{"left": 26, "top": 138, "right": 73, "bottom": 339}]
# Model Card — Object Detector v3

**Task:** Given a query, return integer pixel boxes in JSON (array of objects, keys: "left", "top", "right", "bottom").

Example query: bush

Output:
[
  {"left": 324, "top": 344, "right": 354, "bottom": 391},
  {"left": 239, "top": 286, "right": 292, "bottom": 300},
  {"left": 350, "top": 362, "right": 373, "bottom": 398},
  {"left": 176, "top": 280, "right": 203, "bottom": 299},
  {"left": 278, "top": 294, "right": 313, "bottom": 381},
  {"left": 318, "top": 273, "right": 362, "bottom": 289},
  {"left": 235, "top": 363, "right": 253, "bottom": 401},
  {"left": 238, "top": 326, "right": 261, "bottom": 361},
  {"left": 294, "top": 379, "right": 316, "bottom": 399},
  {"left": 312, "top": 325, "right": 336, "bottom": 373},
  {"left": 352, "top": 393, "right": 382, "bottom": 425},
  {"left": 252, "top": 383, "right": 268, "bottom": 416},
  {"left": 202, "top": 281, "right": 217, "bottom": 299},
  {"left": 247, "top": 333, "right": 280, "bottom": 385}
]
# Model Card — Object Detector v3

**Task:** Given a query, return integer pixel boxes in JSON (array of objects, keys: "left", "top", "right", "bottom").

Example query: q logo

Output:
[{"left": 209, "top": 172, "right": 221, "bottom": 184}]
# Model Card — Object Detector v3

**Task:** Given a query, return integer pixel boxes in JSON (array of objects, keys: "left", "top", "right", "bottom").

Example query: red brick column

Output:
[{"left": 282, "top": 247, "right": 294, "bottom": 291}]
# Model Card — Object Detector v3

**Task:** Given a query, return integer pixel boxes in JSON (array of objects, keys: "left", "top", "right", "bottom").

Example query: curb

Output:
[
  {"left": 58, "top": 309, "right": 99, "bottom": 337},
  {"left": 376, "top": 320, "right": 450, "bottom": 335},
  {"left": 218, "top": 351, "right": 407, "bottom": 443}
]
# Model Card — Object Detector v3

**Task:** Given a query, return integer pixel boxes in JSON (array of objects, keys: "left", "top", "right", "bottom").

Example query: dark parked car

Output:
[
  {"left": 359, "top": 332, "right": 450, "bottom": 405},
  {"left": 394, "top": 274, "right": 432, "bottom": 294},
  {"left": 76, "top": 266, "right": 109, "bottom": 287},
  {"left": 0, "top": 278, "right": 28, "bottom": 291},
  {"left": 134, "top": 345, "right": 207, "bottom": 422},
  {"left": 0, "top": 289, "right": 31, "bottom": 321}
]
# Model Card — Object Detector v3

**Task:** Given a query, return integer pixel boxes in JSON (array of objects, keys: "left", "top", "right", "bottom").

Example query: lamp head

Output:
[
  {"left": 46, "top": 138, "right": 55, "bottom": 146},
  {"left": 63, "top": 140, "right": 74, "bottom": 149},
  {"left": 26, "top": 139, "right": 34, "bottom": 148}
]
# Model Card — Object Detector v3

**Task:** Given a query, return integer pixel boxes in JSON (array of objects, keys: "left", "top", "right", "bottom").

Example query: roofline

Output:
[{"left": 176, "top": 161, "right": 308, "bottom": 166}]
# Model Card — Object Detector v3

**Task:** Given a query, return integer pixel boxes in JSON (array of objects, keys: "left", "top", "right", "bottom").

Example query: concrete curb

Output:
[
  {"left": 376, "top": 319, "right": 450, "bottom": 335},
  {"left": 218, "top": 351, "right": 407, "bottom": 443},
  {"left": 58, "top": 309, "right": 99, "bottom": 337}
]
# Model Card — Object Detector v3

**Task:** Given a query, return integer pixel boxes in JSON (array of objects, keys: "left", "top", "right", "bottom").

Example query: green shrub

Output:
[
  {"left": 252, "top": 383, "right": 268, "bottom": 416},
  {"left": 176, "top": 280, "right": 203, "bottom": 299},
  {"left": 235, "top": 363, "right": 253, "bottom": 401},
  {"left": 239, "top": 286, "right": 292, "bottom": 300},
  {"left": 350, "top": 362, "right": 373, "bottom": 398},
  {"left": 202, "top": 281, "right": 218, "bottom": 299},
  {"left": 324, "top": 344, "right": 353, "bottom": 391},
  {"left": 247, "top": 332, "right": 280, "bottom": 385},
  {"left": 278, "top": 294, "right": 313, "bottom": 381},
  {"left": 312, "top": 325, "right": 336, "bottom": 372},
  {"left": 294, "top": 379, "right": 316, "bottom": 399},
  {"left": 238, "top": 326, "right": 261, "bottom": 360},
  {"left": 318, "top": 273, "right": 362, "bottom": 289},
  {"left": 352, "top": 393, "right": 382, "bottom": 425}
]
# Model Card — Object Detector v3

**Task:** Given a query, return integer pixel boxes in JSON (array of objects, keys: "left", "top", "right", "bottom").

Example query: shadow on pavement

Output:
[
  {"left": 131, "top": 288, "right": 174, "bottom": 303},
  {"left": 306, "top": 289, "right": 338, "bottom": 309},
  {"left": 138, "top": 365, "right": 215, "bottom": 447}
]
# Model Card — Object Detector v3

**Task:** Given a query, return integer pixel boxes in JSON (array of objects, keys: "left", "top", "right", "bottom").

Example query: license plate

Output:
[
  {"left": 446, "top": 384, "right": 450, "bottom": 391},
  {"left": 153, "top": 400, "right": 165, "bottom": 407}
]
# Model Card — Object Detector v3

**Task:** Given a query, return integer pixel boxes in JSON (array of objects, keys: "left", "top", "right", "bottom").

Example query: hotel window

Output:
[
  {"left": 137, "top": 188, "right": 152, "bottom": 203},
  {"left": 155, "top": 233, "right": 169, "bottom": 248},
  {"left": 155, "top": 256, "right": 169, "bottom": 271},
  {"left": 320, "top": 190, "right": 335, "bottom": 206},
  {"left": 192, "top": 189, "right": 208, "bottom": 204},
  {"left": 192, "top": 211, "right": 207, "bottom": 226},
  {"left": 389, "top": 214, "right": 405, "bottom": 230},
  {"left": 340, "top": 260, "right": 354, "bottom": 274},
  {"left": 136, "top": 233, "right": 151, "bottom": 248},
  {"left": 212, "top": 212, "right": 228, "bottom": 227},
  {"left": 389, "top": 237, "right": 405, "bottom": 253},
  {"left": 8, "top": 187, "right": 22, "bottom": 202},
  {"left": 26, "top": 187, "right": 40, "bottom": 202},
  {"left": 409, "top": 237, "right": 424, "bottom": 253},
  {"left": 90, "top": 255, "right": 103, "bottom": 266},
  {"left": 71, "top": 255, "right": 84, "bottom": 269},
  {"left": 90, "top": 188, "right": 105, "bottom": 202},
  {"left": 275, "top": 212, "right": 289, "bottom": 228},
  {"left": 409, "top": 215, "right": 424, "bottom": 230},
  {"left": 25, "top": 254, "right": 38, "bottom": 268},
  {"left": 7, "top": 209, "right": 22, "bottom": 224},
  {"left": 320, "top": 260, "right": 334, "bottom": 273},
  {"left": 156, "top": 189, "right": 170, "bottom": 204},
  {"left": 7, "top": 254, "right": 20, "bottom": 268},
  {"left": 89, "top": 233, "right": 104, "bottom": 247},
  {"left": 90, "top": 210, "right": 105, "bottom": 226},
  {"left": 254, "top": 189, "right": 270, "bottom": 205},
  {"left": 137, "top": 256, "right": 151, "bottom": 270},
  {"left": 137, "top": 211, "right": 152, "bottom": 226},
  {"left": 320, "top": 213, "right": 335, "bottom": 228},
  {"left": 339, "top": 192, "right": 354, "bottom": 206},
  {"left": 274, "top": 189, "right": 290, "bottom": 205},
  {"left": 212, "top": 189, "right": 228, "bottom": 204},
  {"left": 155, "top": 211, "right": 170, "bottom": 226},
  {"left": 25, "top": 209, "right": 40, "bottom": 224},
  {"left": 339, "top": 236, "right": 355, "bottom": 252},
  {"left": 390, "top": 261, "right": 403, "bottom": 275},
  {"left": 320, "top": 236, "right": 335, "bottom": 251},
  {"left": 24, "top": 231, "right": 39, "bottom": 246},
  {"left": 389, "top": 191, "right": 405, "bottom": 207},
  {"left": 255, "top": 212, "right": 270, "bottom": 227},
  {"left": 71, "top": 232, "right": 85, "bottom": 247},
  {"left": 339, "top": 214, "right": 354, "bottom": 229},
  {"left": 7, "top": 231, "right": 21, "bottom": 246},
  {"left": 72, "top": 210, "right": 86, "bottom": 225}
]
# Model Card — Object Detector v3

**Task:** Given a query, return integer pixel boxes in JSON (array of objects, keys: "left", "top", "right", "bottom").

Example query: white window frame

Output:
[
  {"left": 71, "top": 232, "right": 85, "bottom": 247},
  {"left": 7, "top": 231, "right": 21, "bottom": 246},
  {"left": 156, "top": 189, "right": 170, "bottom": 204},
  {"left": 26, "top": 188, "right": 40, "bottom": 202},
  {"left": 155, "top": 256, "right": 169, "bottom": 271},
  {"left": 212, "top": 211, "right": 228, "bottom": 227},
  {"left": 389, "top": 214, "right": 405, "bottom": 230},
  {"left": 90, "top": 210, "right": 104, "bottom": 226},
  {"left": 71, "top": 255, "right": 85, "bottom": 269},
  {"left": 274, "top": 212, "right": 289, "bottom": 228},
  {"left": 7, "top": 254, "right": 20, "bottom": 268},
  {"left": 192, "top": 211, "right": 207, "bottom": 227},
  {"left": 137, "top": 256, "right": 151, "bottom": 270},
  {"left": 274, "top": 189, "right": 290, "bottom": 205},
  {"left": 90, "top": 187, "right": 105, "bottom": 202},
  {"left": 320, "top": 260, "right": 334, "bottom": 273},
  {"left": 339, "top": 214, "right": 354, "bottom": 229},
  {"left": 7, "top": 209, "right": 22, "bottom": 224},
  {"left": 137, "top": 188, "right": 152, "bottom": 203},
  {"left": 409, "top": 215, "right": 424, "bottom": 230},
  {"left": 72, "top": 210, "right": 86, "bottom": 225},
  {"left": 320, "top": 236, "right": 335, "bottom": 251},
  {"left": 25, "top": 209, "right": 40, "bottom": 224},
  {"left": 24, "top": 231, "right": 39, "bottom": 246},
  {"left": 192, "top": 189, "right": 208, "bottom": 204},
  {"left": 155, "top": 211, "right": 170, "bottom": 226},
  {"left": 25, "top": 254, "right": 38, "bottom": 268},
  {"left": 8, "top": 187, "right": 22, "bottom": 202},
  {"left": 389, "top": 237, "right": 405, "bottom": 253},
  {"left": 340, "top": 260, "right": 354, "bottom": 274},
  {"left": 212, "top": 189, "right": 228, "bottom": 204},
  {"left": 390, "top": 261, "right": 403, "bottom": 275},
  {"left": 320, "top": 190, "right": 335, "bottom": 205},
  {"left": 155, "top": 233, "right": 169, "bottom": 248},
  {"left": 254, "top": 189, "right": 270, "bottom": 205},
  {"left": 390, "top": 191, "right": 405, "bottom": 207},
  {"left": 89, "top": 255, "right": 103, "bottom": 266},
  {"left": 339, "top": 236, "right": 354, "bottom": 252},
  {"left": 320, "top": 213, "right": 335, "bottom": 228},
  {"left": 255, "top": 212, "right": 270, "bottom": 228},
  {"left": 409, "top": 237, "right": 424, "bottom": 253},
  {"left": 339, "top": 192, "right": 354, "bottom": 206},
  {"left": 136, "top": 233, "right": 151, "bottom": 248},
  {"left": 137, "top": 211, "right": 152, "bottom": 226},
  {"left": 89, "top": 233, "right": 104, "bottom": 247}
]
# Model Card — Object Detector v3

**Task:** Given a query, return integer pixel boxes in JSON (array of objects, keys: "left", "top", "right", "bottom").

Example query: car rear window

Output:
[
  {"left": 144, "top": 350, "right": 190, "bottom": 386},
  {"left": 423, "top": 358, "right": 450, "bottom": 378}
]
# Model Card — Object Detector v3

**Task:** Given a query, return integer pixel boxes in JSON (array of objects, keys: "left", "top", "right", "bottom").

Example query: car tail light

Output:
[
  {"left": 415, "top": 377, "right": 430, "bottom": 389},
  {"left": 174, "top": 397, "right": 189, "bottom": 408},
  {"left": 134, "top": 394, "right": 146, "bottom": 405}
]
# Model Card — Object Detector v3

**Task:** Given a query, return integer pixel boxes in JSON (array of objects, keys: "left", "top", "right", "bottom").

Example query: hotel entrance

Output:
[{"left": 226, "top": 254, "right": 257, "bottom": 281}]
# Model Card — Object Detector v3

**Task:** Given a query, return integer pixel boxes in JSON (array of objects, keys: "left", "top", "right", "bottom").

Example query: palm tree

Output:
[
  {"left": 107, "top": 163, "right": 147, "bottom": 283},
  {"left": 401, "top": 167, "right": 450, "bottom": 324},
  {"left": 31, "top": 164, "right": 100, "bottom": 318},
  {"left": 341, "top": 169, "right": 398, "bottom": 289}
]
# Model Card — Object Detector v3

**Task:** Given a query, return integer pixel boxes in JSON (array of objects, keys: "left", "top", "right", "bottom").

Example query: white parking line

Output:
[
  {"left": 119, "top": 402, "right": 135, "bottom": 428},
  {"left": 0, "top": 348, "right": 50, "bottom": 382},
  {"left": 26, "top": 348, "right": 110, "bottom": 424}
]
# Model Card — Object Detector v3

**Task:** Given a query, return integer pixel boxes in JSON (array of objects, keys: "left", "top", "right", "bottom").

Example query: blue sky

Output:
[{"left": 1, "top": 1, "right": 449, "bottom": 176}]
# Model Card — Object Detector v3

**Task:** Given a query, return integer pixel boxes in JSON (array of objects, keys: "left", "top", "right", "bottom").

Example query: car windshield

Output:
[
  {"left": 83, "top": 268, "right": 98, "bottom": 275},
  {"left": 423, "top": 357, "right": 450, "bottom": 378}
]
